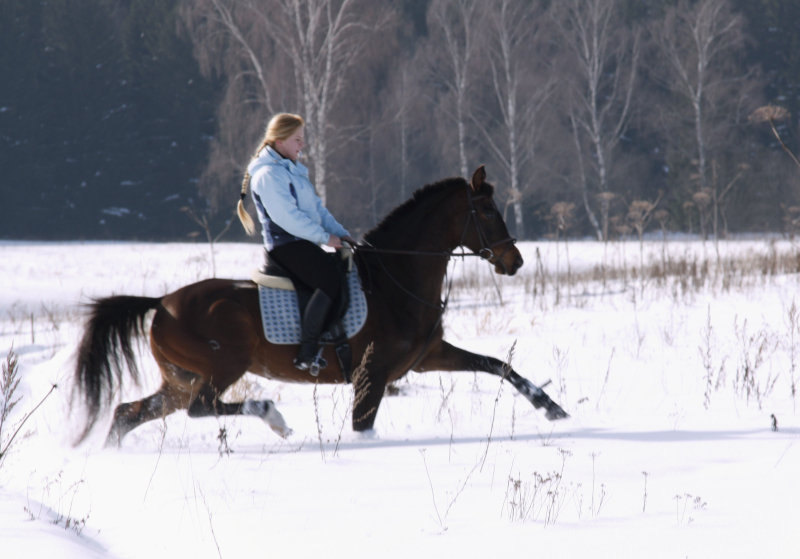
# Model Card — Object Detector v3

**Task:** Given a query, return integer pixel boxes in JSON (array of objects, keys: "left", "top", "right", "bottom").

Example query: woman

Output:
[{"left": 238, "top": 113, "right": 354, "bottom": 372}]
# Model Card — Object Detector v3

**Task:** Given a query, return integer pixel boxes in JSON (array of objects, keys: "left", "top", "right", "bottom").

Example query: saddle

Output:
[{"left": 251, "top": 249, "right": 367, "bottom": 382}]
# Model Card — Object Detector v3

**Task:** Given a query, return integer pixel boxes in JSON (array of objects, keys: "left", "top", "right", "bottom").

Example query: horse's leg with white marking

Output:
[
  {"left": 187, "top": 384, "right": 293, "bottom": 438},
  {"left": 415, "top": 340, "right": 568, "bottom": 420},
  {"left": 105, "top": 383, "right": 184, "bottom": 447}
]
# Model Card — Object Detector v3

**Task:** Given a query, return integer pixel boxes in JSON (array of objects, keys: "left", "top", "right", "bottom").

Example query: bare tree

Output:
[
  {"left": 554, "top": 0, "right": 639, "bottom": 241},
  {"left": 393, "top": 67, "right": 412, "bottom": 203},
  {"left": 270, "top": 0, "right": 387, "bottom": 205},
  {"left": 182, "top": 0, "right": 385, "bottom": 207},
  {"left": 180, "top": 0, "right": 280, "bottom": 210},
  {"left": 597, "top": 191, "right": 617, "bottom": 244},
  {"left": 654, "top": 0, "right": 756, "bottom": 244},
  {"left": 472, "top": 0, "right": 555, "bottom": 237},
  {"left": 710, "top": 159, "right": 748, "bottom": 239},
  {"left": 384, "top": 64, "right": 424, "bottom": 205},
  {"left": 427, "top": 0, "right": 480, "bottom": 179},
  {"left": 692, "top": 190, "right": 712, "bottom": 239}
]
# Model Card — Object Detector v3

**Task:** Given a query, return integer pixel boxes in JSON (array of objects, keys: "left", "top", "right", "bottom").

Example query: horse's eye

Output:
[{"left": 480, "top": 204, "right": 497, "bottom": 218}]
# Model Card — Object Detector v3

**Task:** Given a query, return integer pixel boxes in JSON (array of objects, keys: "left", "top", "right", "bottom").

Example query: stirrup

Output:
[
  {"left": 293, "top": 348, "right": 328, "bottom": 376},
  {"left": 308, "top": 356, "right": 327, "bottom": 377}
]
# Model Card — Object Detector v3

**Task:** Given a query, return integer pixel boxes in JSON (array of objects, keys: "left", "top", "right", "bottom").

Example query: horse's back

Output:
[
  {"left": 160, "top": 278, "right": 257, "bottom": 310},
  {"left": 155, "top": 278, "right": 261, "bottom": 347}
]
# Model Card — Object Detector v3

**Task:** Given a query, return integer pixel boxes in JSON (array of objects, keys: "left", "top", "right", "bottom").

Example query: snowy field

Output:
[{"left": 1, "top": 239, "right": 798, "bottom": 558}]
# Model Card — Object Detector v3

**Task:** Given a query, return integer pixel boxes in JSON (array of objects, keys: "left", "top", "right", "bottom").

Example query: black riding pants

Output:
[{"left": 268, "top": 240, "right": 341, "bottom": 300}]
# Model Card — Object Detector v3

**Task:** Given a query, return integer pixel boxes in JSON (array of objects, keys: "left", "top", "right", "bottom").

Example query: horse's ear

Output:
[{"left": 470, "top": 165, "right": 486, "bottom": 191}]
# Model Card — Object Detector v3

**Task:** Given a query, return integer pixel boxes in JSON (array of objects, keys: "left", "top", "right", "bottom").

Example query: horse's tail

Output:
[{"left": 73, "top": 295, "right": 161, "bottom": 444}]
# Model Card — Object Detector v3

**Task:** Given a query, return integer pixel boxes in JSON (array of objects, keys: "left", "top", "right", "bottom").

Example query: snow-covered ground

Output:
[{"left": 1, "top": 239, "right": 797, "bottom": 558}]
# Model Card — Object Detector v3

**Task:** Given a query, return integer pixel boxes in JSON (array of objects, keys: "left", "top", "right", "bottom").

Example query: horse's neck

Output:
[
  {"left": 363, "top": 216, "right": 457, "bottom": 302},
  {"left": 368, "top": 209, "right": 460, "bottom": 256}
]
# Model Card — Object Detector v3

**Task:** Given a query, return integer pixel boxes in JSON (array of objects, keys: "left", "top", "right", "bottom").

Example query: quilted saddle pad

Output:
[{"left": 257, "top": 268, "right": 368, "bottom": 345}]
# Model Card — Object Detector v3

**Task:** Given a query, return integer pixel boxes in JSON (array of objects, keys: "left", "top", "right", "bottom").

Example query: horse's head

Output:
[{"left": 461, "top": 166, "right": 524, "bottom": 276}]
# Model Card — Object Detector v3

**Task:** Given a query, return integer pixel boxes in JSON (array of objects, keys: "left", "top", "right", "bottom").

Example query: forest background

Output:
[{"left": 3, "top": 0, "right": 800, "bottom": 242}]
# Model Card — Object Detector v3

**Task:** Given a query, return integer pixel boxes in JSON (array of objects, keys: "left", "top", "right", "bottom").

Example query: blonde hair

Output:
[{"left": 237, "top": 113, "right": 306, "bottom": 235}]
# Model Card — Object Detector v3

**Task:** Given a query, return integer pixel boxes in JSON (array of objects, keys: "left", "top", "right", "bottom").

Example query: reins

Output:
[{"left": 352, "top": 243, "right": 467, "bottom": 258}]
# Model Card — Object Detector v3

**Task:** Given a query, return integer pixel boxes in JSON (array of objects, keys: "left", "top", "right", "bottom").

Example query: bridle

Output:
[
  {"left": 463, "top": 190, "right": 517, "bottom": 274},
  {"left": 353, "top": 185, "right": 517, "bottom": 267}
]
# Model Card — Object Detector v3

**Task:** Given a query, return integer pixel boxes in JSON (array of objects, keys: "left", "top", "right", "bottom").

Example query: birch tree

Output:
[
  {"left": 385, "top": 65, "right": 417, "bottom": 204},
  {"left": 654, "top": 0, "right": 752, "bottom": 241},
  {"left": 373, "top": 56, "right": 437, "bottom": 218},
  {"left": 655, "top": 0, "right": 746, "bottom": 195},
  {"left": 555, "top": 0, "right": 639, "bottom": 241},
  {"left": 395, "top": 68, "right": 412, "bottom": 203},
  {"left": 473, "top": 0, "right": 554, "bottom": 236},
  {"left": 427, "top": 0, "right": 480, "bottom": 179}
]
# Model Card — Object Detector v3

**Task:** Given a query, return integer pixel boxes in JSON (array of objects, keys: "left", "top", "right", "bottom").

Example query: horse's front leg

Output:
[{"left": 415, "top": 340, "right": 569, "bottom": 420}]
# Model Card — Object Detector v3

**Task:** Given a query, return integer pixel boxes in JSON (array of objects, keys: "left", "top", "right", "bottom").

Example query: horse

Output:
[{"left": 73, "top": 166, "right": 568, "bottom": 446}]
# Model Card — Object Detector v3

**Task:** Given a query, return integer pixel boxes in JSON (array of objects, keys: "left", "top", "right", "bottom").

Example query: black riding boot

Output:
[{"left": 294, "top": 289, "right": 332, "bottom": 374}]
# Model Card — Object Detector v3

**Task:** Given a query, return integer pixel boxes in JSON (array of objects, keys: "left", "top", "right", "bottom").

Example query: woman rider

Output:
[{"left": 237, "top": 113, "right": 355, "bottom": 372}]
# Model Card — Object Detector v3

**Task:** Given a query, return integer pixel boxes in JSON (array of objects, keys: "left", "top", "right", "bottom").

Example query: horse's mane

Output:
[{"left": 364, "top": 176, "right": 493, "bottom": 244}]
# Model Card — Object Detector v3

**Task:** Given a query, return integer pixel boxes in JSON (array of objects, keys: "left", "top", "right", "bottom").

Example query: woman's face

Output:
[{"left": 275, "top": 126, "right": 304, "bottom": 162}]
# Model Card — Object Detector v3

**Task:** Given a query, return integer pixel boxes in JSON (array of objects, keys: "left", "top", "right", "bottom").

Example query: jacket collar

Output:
[{"left": 257, "top": 145, "right": 308, "bottom": 178}]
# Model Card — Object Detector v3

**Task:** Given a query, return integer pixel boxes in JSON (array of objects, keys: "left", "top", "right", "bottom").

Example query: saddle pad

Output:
[{"left": 257, "top": 268, "right": 368, "bottom": 345}]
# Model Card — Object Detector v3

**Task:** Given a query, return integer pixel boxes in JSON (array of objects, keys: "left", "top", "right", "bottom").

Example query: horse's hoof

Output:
[
  {"left": 273, "top": 425, "right": 293, "bottom": 438},
  {"left": 545, "top": 406, "right": 569, "bottom": 421},
  {"left": 103, "top": 427, "right": 123, "bottom": 449},
  {"left": 264, "top": 404, "right": 293, "bottom": 438},
  {"left": 355, "top": 428, "right": 378, "bottom": 440}
]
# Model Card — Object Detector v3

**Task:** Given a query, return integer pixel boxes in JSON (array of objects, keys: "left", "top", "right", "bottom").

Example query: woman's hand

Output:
[{"left": 327, "top": 234, "right": 356, "bottom": 248}]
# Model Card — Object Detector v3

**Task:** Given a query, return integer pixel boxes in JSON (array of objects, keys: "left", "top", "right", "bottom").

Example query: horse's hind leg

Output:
[
  {"left": 187, "top": 383, "right": 293, "bottom": 439},
  {"left": 105, "top": 383, "right": 184, "bottom": 447},
  {"left": 106, "top": 378, "right": 293, "bottom": 445}
]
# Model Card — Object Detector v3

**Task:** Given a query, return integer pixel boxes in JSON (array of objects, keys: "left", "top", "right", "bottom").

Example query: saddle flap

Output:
[{"left": 257, "top": 268, "right": 368, "bottom": 345}]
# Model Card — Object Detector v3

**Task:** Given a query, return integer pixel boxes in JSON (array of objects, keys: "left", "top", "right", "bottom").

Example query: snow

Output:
[{"left": 1, "top": 239, "right": 797, "bottom": 559}]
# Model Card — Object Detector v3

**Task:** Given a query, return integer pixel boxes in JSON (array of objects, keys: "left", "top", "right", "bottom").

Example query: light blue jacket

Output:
[{"left": 248, "top": 146, "right": 350, "bottom": 250}]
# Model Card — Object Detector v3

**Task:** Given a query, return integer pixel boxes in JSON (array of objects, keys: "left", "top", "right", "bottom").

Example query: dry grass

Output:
[
  {"left": 448, "top": 239, "right": 800, "bottom": 417},
  {"left": 1, "top": 349, "right": 57, "bottom": 471},
  {"left": 509, "top": 241, "right": 800, "bottom": 312}
]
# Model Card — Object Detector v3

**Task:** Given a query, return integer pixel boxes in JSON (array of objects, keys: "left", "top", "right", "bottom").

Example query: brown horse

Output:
[{"left": 74, "top": 166, "right": 567, "bottom": 446}]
